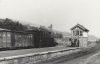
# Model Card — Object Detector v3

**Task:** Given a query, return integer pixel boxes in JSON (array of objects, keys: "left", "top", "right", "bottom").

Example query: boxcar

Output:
[
  {"left": 26, "top": 30, "right": 41, "bottom": 48},
  {"left": 13, "top": 31, "right": 34, "bottom": 48},
  {"left": 0, "top": 28, "right": 12, "bottom": 48}
]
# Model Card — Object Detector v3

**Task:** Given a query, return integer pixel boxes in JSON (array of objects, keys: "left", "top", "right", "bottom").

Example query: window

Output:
[
  {"left": 80, "top": 31, "right": 83, "bottom": 36},
  {"left": 73, "top": 31, "right": 75, "bottom": 36},
  {"left": 76, "top": 31, "right": 79, "bottom": 36}
]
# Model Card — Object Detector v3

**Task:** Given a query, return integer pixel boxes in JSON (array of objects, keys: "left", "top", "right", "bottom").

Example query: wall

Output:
[
  {"left": 79, "top": 37, "right": 87, "bottom": 47},
  {"left": 0, "top": 47, "right": 82, "bottom": 64},
  {"left": 83, "top": 32, "right": 88, "bottom": 37}
]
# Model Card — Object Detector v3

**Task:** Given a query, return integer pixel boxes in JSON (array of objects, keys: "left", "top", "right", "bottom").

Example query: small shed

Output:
[{"left": 70, "top": 24, "right": 89, "bottom": 47}]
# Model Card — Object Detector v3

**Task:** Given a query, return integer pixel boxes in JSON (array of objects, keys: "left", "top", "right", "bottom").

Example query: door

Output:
[
  {"left": 0, "top": 32, "right": 2, "bottom": 48},
  {"left": 2, "top": 32, "right": 7, "bottom": 48},
  {"left": 75, "top": 38, "right": 79, "bottom": 47},
  {"left": 77, "top": 39, "right": 79, "bottom": 47}
]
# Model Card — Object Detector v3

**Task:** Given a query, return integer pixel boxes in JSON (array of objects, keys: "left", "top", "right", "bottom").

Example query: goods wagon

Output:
[{"left": 0, "top": 29, "right": 12, "bottom": 48}]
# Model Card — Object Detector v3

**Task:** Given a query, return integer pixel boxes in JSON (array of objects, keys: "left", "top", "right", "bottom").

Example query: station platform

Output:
[{"left": 0, "top": 46, "right": 77, "bottom": 58}]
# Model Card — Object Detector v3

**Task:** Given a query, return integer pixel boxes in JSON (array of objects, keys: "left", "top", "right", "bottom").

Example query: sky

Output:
[{"left": 0, "top": 0, "right": 100, "bottom": 38}]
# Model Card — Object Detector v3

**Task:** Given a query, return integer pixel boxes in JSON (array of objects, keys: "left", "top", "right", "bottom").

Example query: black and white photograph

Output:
[{"left": 0, "top": 0, "right": 100, "bottom": 64}]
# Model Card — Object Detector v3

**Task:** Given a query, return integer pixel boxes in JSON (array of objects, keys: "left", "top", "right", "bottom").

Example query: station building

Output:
[{"left": 70, "top": 24, "right": 89, "bottom": 47}]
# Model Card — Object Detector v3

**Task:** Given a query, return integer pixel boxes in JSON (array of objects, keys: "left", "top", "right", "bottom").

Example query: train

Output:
[{"left": 0, "top": 27, "right": 58, "bottom": 50}]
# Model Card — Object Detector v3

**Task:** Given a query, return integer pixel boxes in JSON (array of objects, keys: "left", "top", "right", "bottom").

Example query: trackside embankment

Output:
[{"left": 79, "top": 50, "right": 100, "bottom": 64}]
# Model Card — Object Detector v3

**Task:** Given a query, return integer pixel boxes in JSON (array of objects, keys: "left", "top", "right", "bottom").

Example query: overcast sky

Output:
[{"left": 0, "top": 0, "right": 100, "bottom": 37}]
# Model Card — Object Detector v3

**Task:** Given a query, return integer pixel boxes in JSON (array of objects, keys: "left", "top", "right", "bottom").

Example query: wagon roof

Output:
[
  {"left": 70, "top": 24, "right": 89, "bottom": 32},
  {"left": 0, "top": 28, "right": 11, "bottom": 31}
]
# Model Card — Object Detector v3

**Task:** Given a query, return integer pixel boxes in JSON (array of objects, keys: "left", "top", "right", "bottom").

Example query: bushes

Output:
[
  {"left": 55, "top": 38, "right": 71, "bottom": 46},
  {"left": 88, "top": 41, "right": 97, "bottom": 47}
]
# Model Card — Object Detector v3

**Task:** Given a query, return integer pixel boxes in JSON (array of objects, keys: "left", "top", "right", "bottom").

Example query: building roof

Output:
[{"left": 70, "top": 24, "right": 89, "bottom": 32}]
